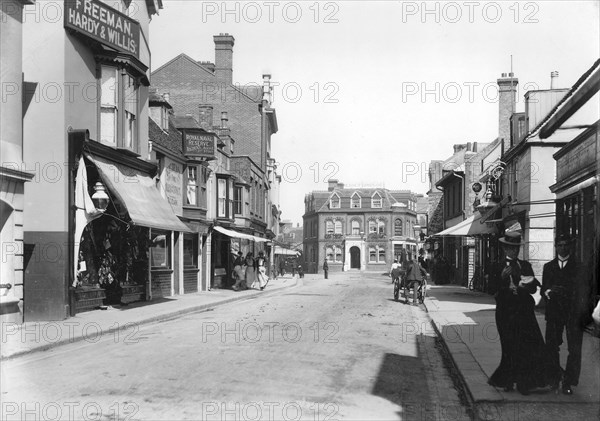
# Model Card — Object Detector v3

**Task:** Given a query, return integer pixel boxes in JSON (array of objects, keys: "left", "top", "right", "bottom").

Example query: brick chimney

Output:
[
  {"left": 214, "top": 33, "right": 234, "bottom": 85},
  {"left": 497, "top": 72, "right": 518, "bottom": 153},
  {"left": 198, "top": 105, "right": 213, "bottom": 129},
  {"left": 328, "top": 179, "right": 339, "bottom": 191}
]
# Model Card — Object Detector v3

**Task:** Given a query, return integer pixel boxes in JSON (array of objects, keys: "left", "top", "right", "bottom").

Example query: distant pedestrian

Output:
[
  {"left": 323, "top": 259, "right": 329, "bottom": 279},
  {"left": 253, "top": 251, "right": 269, "bottom": 290},
  {"left": 279, "top": 258, "right": 285, "bottom": 277},
  {"left": 232, "top": 251, "right": 246, "bottom": 291},
  {"left": 244, "top": 252, "right": 256, "bottom": 289},
  {"left": 541, "top": 234, "right": 589, "bottom": 395},
  {"left": 297, "top": 263, "right": 304, "bottom": 278},
  {"left": 389, "top": 259, "right": 401, "bottom": 284}
]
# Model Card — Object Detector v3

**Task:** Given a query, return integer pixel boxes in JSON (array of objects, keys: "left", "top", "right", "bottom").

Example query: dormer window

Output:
[
  {"left": 371, "top": 192, "right": 382, "bottom": 208},
  {"left": 351, "top": 192, "right": 361, "bottom": 208},
  {"left": 330, "top": 193, "right": 340, "bottom": 209}
]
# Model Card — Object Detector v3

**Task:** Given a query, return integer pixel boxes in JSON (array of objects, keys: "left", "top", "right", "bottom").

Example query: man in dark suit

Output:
[{"left": 541, "top": 234, "right": 588, "bottom": 395}]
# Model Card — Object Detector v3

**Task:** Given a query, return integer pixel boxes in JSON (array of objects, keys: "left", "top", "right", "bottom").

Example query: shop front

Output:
[
  {"left": 70, "top": 135, "right": 191, "bottom": 313},
  {"left": 210, "top": 225, "right": 270, "bottom": 289}
]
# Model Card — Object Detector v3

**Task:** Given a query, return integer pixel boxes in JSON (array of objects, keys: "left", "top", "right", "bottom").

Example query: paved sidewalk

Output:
[
  {"left": 424, "top": 285, "right": 600, "bottom": 421},
  {"left": 1, "top": 275, "right": 304, "bottom": 360}
]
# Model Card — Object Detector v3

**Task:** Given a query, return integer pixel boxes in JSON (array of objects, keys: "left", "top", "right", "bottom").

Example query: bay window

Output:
[
  {"left": 186, "top": 166, "right": 198, "bottom": 206},
  {"left": 99, "top": 65, "right": 139, "bottom": 152}
]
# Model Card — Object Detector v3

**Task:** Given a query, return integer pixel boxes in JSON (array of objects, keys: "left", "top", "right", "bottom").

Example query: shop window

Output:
[
  {"left": 99, "top": 65, "right": 139, "bottom": 152},
  {"left": 351, "top": 192, "right": 361, "bottom": 208},
  {"left": 233, "top": 186, "right": 243, "bottom": 215},
  {"left": 351, "top": 220, "right": 360, "bottom": 235},
  {"left": 334, "top": 220, "right": 342, "bottom": 235},
  {"left": 326, "top": 220, "right": 334, "bottom": 235},
  {"left": 218, "top": 178, "right": 227, "bottom": 217},
  {"left": 186, "top": 166, "right": 198, "bottom": 206},
  {"left": 371, "top": 192, "right": 382, "bottom": 208},
  {"left": 394, "top": 219, "right": 403, "bottom": 236},
  {"left": 183, "top": 234, "right": 198, "bottom": 268},
  {"left": 150, "top": 230, "right": 171, "bottom": 268}
]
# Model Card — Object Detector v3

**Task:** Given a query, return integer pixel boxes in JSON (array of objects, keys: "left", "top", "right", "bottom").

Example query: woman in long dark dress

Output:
[{"left": 488, "top": 232, "right": 550, "bottom": 395}]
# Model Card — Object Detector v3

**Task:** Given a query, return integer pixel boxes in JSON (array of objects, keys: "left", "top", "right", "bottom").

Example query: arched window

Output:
[
  {"left": 368, "top": 220, "right": 377, "bottom": 234},
  {"left": 369, "top": 247, "right": 377, "bottom": 262},
  {"left": 351, "top": 220, "right": 360, "bottom": 235},
  {"left": 326, "top": 246, "right": 334, "bottom": 261},
  {"left": 395, "top": 219, "right": 403, "bottom": 236},
  {"left": 334, "top": 246, "right": 342, "bottom": 262},
  {"left": 334, "top": 220, "right": 342, "bottom": 235},
  {"left": 325, "top": 220, "right": 334, "bottom": 235},
  {"left": 378, "top": 247, "right": 386, "bottom": 263},
  {"left": 377, "top": 219, "right": 385, "bottom": 235}
]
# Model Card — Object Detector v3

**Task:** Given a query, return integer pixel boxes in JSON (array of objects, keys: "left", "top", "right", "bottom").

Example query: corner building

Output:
[
  {"left": 303, "top": 180, "right": 420, "bottom": 274},
  {"left": 19, "top": 0, "right": 194, "bottom": 321}
]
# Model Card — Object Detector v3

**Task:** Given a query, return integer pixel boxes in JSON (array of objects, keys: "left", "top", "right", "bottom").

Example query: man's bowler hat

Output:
[{"left": 499, "top": 231, "right": 524, "bottom": 246}]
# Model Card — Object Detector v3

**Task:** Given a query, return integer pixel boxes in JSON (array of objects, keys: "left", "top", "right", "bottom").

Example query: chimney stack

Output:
[
  {"left": 221, "top": 111, "right": 228, "bottom": 128},
  {"left": 328, "top": 179, "right": 339, "bottom": 191},
  {"left": 262, "top": 74, "right": 272, "bottom": 105},
  {"left": 214, "top": 33, "right": 235, "bottom": 85},
  {"left": 198, "top": 105, "right": 213, "bottom": 129},
  {"left": 497, "top": 72, "right": 519, "bottom": 153},
  {"left": 550, "top": 71, "right": 559, "bottom": 89}
]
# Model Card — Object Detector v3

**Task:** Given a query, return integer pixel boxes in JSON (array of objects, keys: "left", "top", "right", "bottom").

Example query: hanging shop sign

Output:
[
  {"left": 183, "top": 130, "right": 216, "bottom": 159},
  {"left": 64, "top": 0, "right": 140, "bottom": 58}
]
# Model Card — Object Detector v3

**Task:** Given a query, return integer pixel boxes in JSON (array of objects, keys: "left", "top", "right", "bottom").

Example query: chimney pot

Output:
[{"left": 327, "top": 179, "right": 339, "bottom": 191}]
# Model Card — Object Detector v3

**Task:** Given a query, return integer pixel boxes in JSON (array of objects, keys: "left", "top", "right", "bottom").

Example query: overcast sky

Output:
[{"left": 150, "top": 1, "right": 599, "bottom": 225}]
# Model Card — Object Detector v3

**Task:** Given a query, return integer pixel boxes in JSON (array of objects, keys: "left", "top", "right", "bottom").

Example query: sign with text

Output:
[
  {"left": 183, "top": 130, "right": 215, "bottom": 159},
  {"left": 64, "top": 0, "right": 140, "bottom": 58},
  {"left": 161, "top": 158, "right": 183, "bottom": 215}
]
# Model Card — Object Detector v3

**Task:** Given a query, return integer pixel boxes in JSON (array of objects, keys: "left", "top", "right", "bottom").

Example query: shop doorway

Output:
[{"left": 350, "top": 246, "right": 361, "bottom": 269}]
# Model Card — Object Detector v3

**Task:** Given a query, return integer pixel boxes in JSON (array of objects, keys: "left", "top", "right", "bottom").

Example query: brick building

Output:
[{"left": 303, "top": 180, "right": 420, "bottom": 274}]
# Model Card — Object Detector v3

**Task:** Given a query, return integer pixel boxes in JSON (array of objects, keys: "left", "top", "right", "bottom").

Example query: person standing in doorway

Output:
[
  {"left": 541, "top": 234, "right": 589, "bottom": 395},
  {"left": 323, "top": 259, "right": 329, "bottom": 279}
]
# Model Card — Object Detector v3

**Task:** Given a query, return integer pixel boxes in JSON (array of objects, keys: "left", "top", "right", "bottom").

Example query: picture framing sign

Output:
[
  {"left": 183, "top": 130, "right": 216, "bottom": 159},
  {"left": 64, "top": 0, "right": 140, "bottom": 58}
]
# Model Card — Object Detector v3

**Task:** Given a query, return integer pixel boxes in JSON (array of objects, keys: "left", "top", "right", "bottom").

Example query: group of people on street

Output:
[
  {"left": 389, "top": 250, "right": 429, "bottom": 305},
  {"left": 232, "top": 251, "right": 269, "bottom": 291},
  {"left": 488, "top": 232, "right": 590, "bottom": 396}
]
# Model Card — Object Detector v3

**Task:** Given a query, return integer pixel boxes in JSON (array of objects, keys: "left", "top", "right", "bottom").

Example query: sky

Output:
[{"left": 149, "top": 1, "right": 600, "bottom": 225}]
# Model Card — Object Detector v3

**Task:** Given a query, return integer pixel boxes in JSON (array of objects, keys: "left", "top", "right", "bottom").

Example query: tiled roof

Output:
[
  {"left": 148, "top": 117, "right": 183, "bottom": 156},
  {"left": 311, "top": 187, "right": 416, "bottom": 213},
  {"left": 172, "top": 115, "right": 203, "bottom": 130}
]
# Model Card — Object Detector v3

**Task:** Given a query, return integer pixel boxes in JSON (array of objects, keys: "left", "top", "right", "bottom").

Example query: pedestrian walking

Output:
[
  {"left": 231, "top": 251, "right": 246, "bottom": 291},
  {"left": 323, "top": 259, "right": 329, "bottom": 279},
  {"left": 279, "top": 258, "right": 286, "bottom": 277},
  {"left": 541, "top": 234, "right": 589, "bottom": 395},
  {"left": 244, "top": 252, "right": 256, "bottom": 289},
  {"left": 404, "top": 257, "right": 427, "bottom": 305},
  {"left": 253, "top": 251, "right": 269, "bottom": 290},
  {"left": 488, "top": 232, "right": 551, "bottom": 395}
]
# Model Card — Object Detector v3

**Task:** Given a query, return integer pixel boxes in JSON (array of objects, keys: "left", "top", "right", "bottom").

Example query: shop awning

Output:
[
  {"left": 213, "top": 225, "right": 270, "bottom": 243},
  {"left": 433, "top": 213, "right": 498, "bottom": 237},
  {"left": 86, "top": 154, "right": 192, "bottom": 233},
  {"left": 274, "top": 246, "right": 300, "bottom": 256}
]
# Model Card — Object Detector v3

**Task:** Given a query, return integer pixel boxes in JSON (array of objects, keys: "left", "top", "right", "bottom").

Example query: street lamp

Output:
[{"left": 91, "top": 181, "right": 109, "bottom": 211}]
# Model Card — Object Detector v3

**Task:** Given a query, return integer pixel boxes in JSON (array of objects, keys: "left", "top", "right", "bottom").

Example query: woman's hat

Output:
[{"left": 499, "top": 231, "right": 524, "bottom": 246}]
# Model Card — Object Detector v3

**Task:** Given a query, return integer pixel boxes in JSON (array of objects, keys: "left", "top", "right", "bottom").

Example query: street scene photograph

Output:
[{"left": 1, "top": 0, "right": 600, "bottom": 420}]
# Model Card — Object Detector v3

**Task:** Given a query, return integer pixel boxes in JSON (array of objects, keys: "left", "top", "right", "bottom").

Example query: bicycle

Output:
[{"left": 391, "top": 269, "right": 405, "bottom": 302}]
